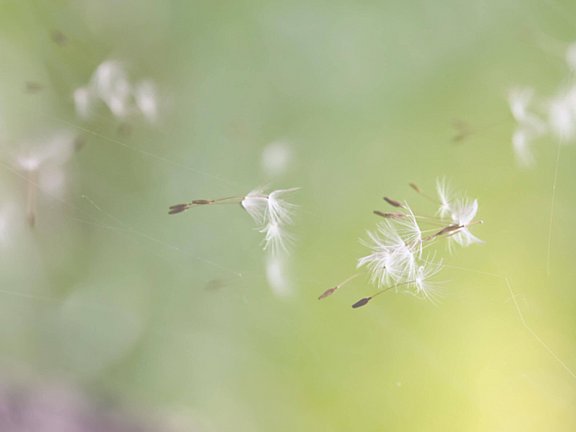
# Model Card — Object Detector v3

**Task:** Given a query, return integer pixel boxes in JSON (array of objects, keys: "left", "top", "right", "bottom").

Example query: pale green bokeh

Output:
[{"left": 1, "top": 1, "right": 576, "bottom": 431}]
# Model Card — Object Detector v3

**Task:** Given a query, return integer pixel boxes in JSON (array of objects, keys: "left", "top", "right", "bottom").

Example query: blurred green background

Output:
[{"left": 1, "top": 0, "right": 576, "bottom": 431}]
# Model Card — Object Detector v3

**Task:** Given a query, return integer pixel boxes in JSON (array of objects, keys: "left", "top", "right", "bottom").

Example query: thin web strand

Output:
[
  {"left": 546, "top": 142, "right": 562, "bottom": 276},
  {"left": 505, "top": 277, "right": 576, "bottom": 379},
  {"left": 14, "top": 102, "right": 240, "bottom": 190},
  {"left": 444, "top": 264, "right": 576, "bottom": 380},
  {"left": 0, "top": 158, "right": 244, "bottom": 278}
]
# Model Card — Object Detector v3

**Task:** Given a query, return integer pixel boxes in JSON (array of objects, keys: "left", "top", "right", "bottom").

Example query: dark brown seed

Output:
[
  {"left": 383, "top": 197, "right": 404, "bottom": 208},
  {"left": 318, "top": 287, "right": 337, "bottom": 300},
  {"left": 25, "top": 81, "right": 44, "bottom": 93},
  {"left": 205, "top": 279, "right": 226, "bottom": 291},
  {"left": 74, "top": 136, "right": 86, "bottom": 152},
  {"left": 352, "top": 297, "right": 371, "bottom": 309},
  {"left": 27, "top": 212, "right": 36, "bottom": 228},
  {"left": 191, "top": 199, "right": 213, "bottom": 205},
  {"left": 451, "top": 119, "right": 472, "bottom": 144},
  {"left": 373, "top": 210, "right": 405, "bottom": 219},
  {"left": 168, "top": 204, "right": 189, "bottom": 214},
  {"left": 117, "top": 122, "right": 133, "bottom": 137},
  {"left": 409, "top": 183, "right": 420, "bottom": 193},
  {"left": 434, "top": 224, "right": 462, "bottom": 237},
  {"left": 50, "top": 30, "right": 67, "bottom": 46}
]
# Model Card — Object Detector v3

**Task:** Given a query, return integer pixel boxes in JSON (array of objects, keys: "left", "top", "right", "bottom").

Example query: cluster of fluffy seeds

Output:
[
  {"left": 74, "top": 60, "right": 159, "bottom": 123},
  {"left": 320, "top": 179, "right": 483, "bottom": 308},
  {"left": 509, "top": 42, "right": 576, "bottom": 167}
]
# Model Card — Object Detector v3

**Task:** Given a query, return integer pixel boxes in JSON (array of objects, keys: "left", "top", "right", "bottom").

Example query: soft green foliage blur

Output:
[{"left": 1, "top": 1, "right": 576, "bottom": 431}]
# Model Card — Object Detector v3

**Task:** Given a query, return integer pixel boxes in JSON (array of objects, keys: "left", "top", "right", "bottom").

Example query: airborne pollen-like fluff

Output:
[{"left": 241, "top": 188, "right": 298, "bottom": 254}]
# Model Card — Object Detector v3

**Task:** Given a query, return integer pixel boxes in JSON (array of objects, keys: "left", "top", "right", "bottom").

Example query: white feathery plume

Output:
[
  {"left": 240, "top": 189, "right": 268, "bottom": 226},
  {"left": 411, "top": 258, "right": 443, "bottom": 303},
  {"left": 436, "top": 178, "right": 453, "bottom": 218},
  {"left": 447, "top": 198, "right": 483, "bottom": 248},
  {"left": 240, "top": 187, "right": 298, "bottom": 255}
]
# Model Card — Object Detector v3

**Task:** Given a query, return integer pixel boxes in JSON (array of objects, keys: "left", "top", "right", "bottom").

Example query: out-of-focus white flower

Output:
[
  {"left": 0, "top": 204, "right": 13, "bottom": 246},
  {"left": 14, "top": 131, "right": 75, "bottom": 173},
  {"left": 509, "top": 45, "right": 576, "bottom": 167},
  {"left": 512, "top": 128, "right": 537, "bottom": 167},
  {"left": 11, "top": 131, "right": 76, "bottom": 225},
  {"left": 73, "top": 60, "right": 160, "bottom": 124},
  {"left": 265, "top": 254, "right": 293, "bottom": 297},
  {"left": 73, "top": 87, "right": 93, "bottom": 120},
  {"left": 547, "top": 85, "right": 576, "bottom": 142},
  {"left": 134, "top": 80, "right": 159, "bottom": 123},
  {"left": 508, "top": 87, "right": 547, "bottom": 167},
  {"left": 566, "top": 41, "right": 576, "bottom": 73},
  {"left": 91, "top": 60, "right": 132, "bottom": 119},
  {"left": 509, "top": 87, "right": 535, "bottom": 120},
  {"left": 261, "top": 140, "right": 293, "bottom": 177}
]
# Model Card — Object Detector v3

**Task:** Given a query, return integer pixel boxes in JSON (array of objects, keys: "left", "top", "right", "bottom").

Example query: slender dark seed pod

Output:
[
  {"left": 352, "top": 297, "right": 372, "bottom": 309},
  {"left": 432, "top": 224, "right": 462, "bottom": 238},
  {"left": 373, "top": 210, "right": 405, "bottom": 219},
  {"left": 25, "top": 81, "right": 44, "bottom": 93},
  {"left": 383, "top": 197, "right": 404, "bottom": 208},
  {"left": 51, "top": 30, "right": 68, "bottom": 46},
  {"left": 168, "top": 204, "right": 190, "bottom": 214},
  {"left": 168, "top": 198, "right": 217, "bottom": 214},
  {"left": 318, "top": 274, "right": 359, "bottom": 300},
  {"left": 409, "top": 182, "right": 439, "bottom": 204},
  {"left": 318, "top": 287, "right": 337, "bottom": 300}
]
